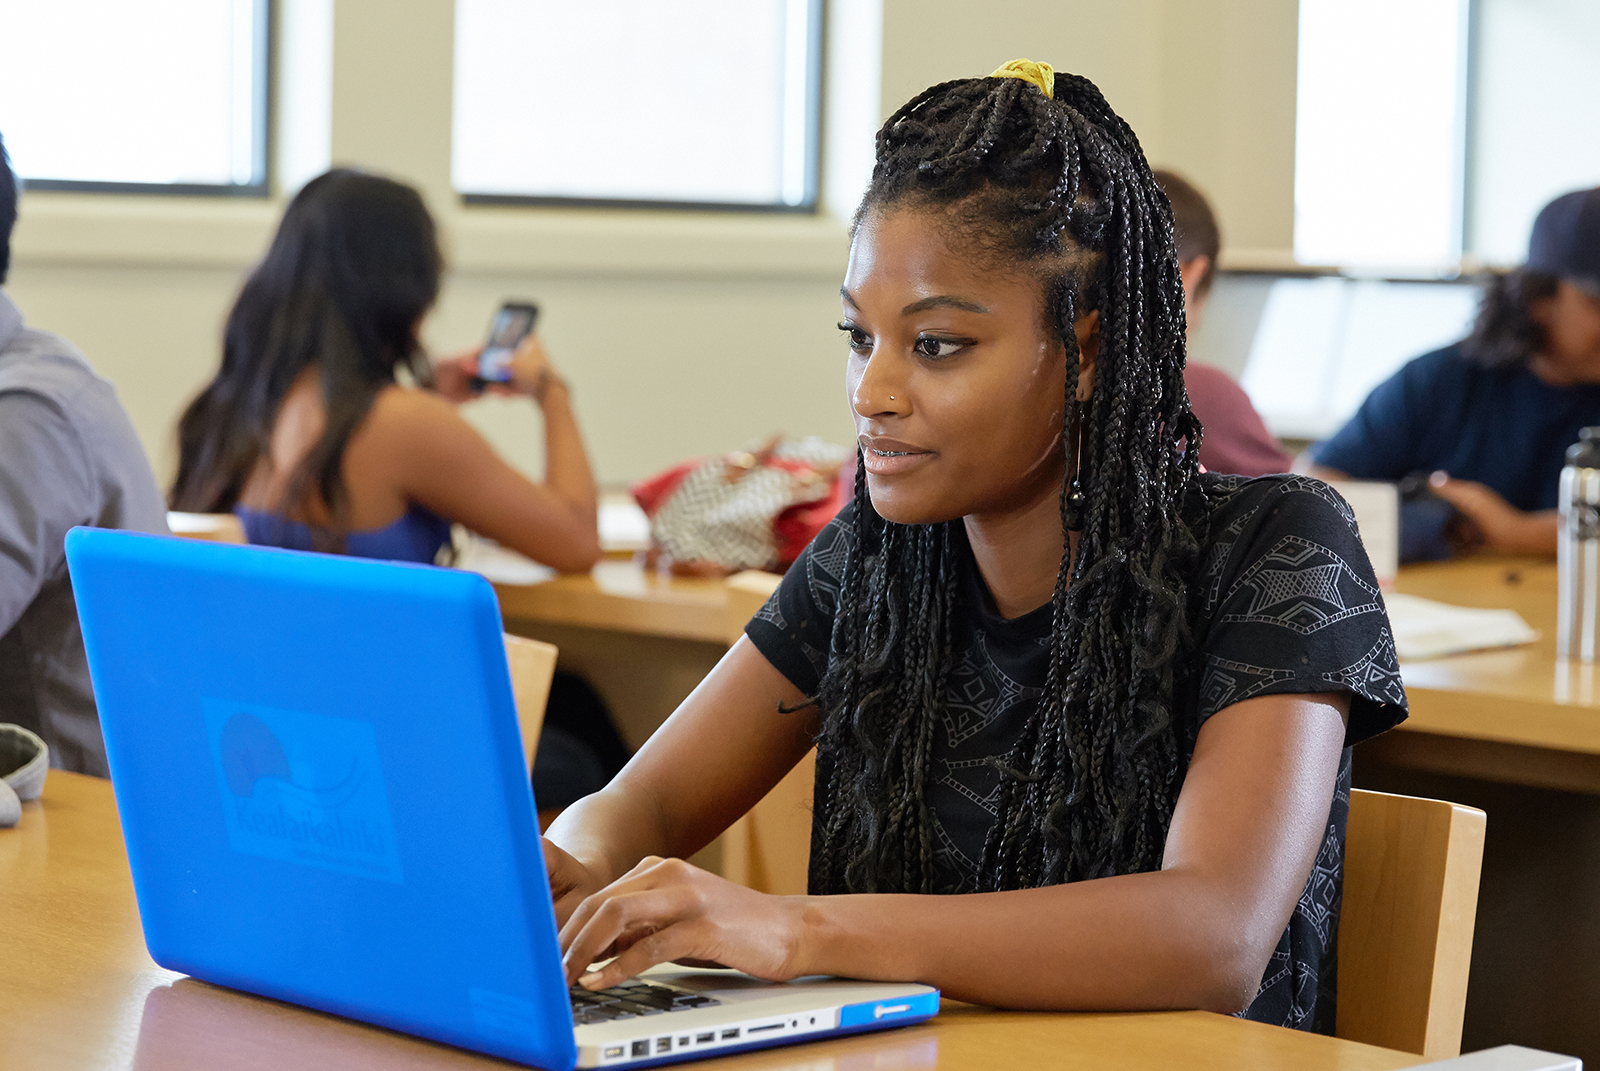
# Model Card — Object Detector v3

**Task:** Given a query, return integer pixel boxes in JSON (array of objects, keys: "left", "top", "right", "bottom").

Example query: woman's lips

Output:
[{"left": 859, "top": 436, "right": 934, "bottom": 476}]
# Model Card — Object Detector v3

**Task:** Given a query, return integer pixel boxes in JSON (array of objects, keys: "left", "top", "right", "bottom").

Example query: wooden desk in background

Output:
[
  {"left": 491, "top": 563, "right": 732, "bottom": 764},
  {"left": 0, "top": 772, "right": 1419, "bottom": 1071},
  {"left": 1380, "top": 557, "right": 1600, "bottom": 794}
]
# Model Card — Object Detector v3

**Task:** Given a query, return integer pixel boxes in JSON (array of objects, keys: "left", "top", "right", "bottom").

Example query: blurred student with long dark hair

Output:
[
  {"left": 171, "top": 169, "right": 600, "bottom": 571},
  {"left": 171, "top": 169, "right": 625, "bottom": 804}
]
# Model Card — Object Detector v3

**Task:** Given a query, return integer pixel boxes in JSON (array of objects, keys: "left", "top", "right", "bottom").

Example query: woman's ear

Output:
[{"left": 1074, "top": 310, "right": 1100, "bottom": 402}]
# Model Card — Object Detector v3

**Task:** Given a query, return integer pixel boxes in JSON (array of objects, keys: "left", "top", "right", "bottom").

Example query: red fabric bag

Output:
[{"left": 630, "top": 437, "right": 852, "bottom": 573}]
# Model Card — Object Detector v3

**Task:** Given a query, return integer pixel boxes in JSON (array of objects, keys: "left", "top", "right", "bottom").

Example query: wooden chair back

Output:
[
  {"left": 719, "top": 571, "right": 816, "bottom": 896},
  {"left": 503, "top": 634, "right": 558, "bottom": 771},
  {"left": 166, "top": 512, "right": 246, "bottom": 544},
  {"left": 1337, "top": 787, "right": 1486, "bottom": 1059}
]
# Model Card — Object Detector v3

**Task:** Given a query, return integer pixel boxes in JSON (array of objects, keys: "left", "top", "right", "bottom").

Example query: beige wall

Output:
[{"left": 5, "top": 0, "right": 1300, "bottom": 490}]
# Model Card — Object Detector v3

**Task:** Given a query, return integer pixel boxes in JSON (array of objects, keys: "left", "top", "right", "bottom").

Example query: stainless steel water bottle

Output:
[{"left": 1558, "top": 427, "right": 1600, "bottom": 661}]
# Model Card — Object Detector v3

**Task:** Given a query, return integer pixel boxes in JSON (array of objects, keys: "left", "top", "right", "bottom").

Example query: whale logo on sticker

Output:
[{"left": 204, "top": 700, "right": 403, "bottom": 883}]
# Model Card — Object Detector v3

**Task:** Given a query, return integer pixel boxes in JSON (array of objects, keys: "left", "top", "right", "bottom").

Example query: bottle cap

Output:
[{"left": 1568, "top": 427, "right": 1600, "bottom": 467}]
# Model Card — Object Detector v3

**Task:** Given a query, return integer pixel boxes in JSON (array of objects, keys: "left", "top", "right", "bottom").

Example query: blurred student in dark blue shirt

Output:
[{"left": 1307, "top": 187, "right": 1600, "bottom": 557}]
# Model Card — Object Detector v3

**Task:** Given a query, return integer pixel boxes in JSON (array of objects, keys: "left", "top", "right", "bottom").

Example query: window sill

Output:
[{"left": 11, "top": 191, "right": 853, "bottom": 280}]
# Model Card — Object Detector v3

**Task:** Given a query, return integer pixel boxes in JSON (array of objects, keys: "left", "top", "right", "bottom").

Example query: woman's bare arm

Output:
[
  {"left": 543, "top": 638, "right": 817, "bottom": 919},
  {"left": 555, "top": 688, "right": 1350, "bottom": 1013},
  {"left": 367, "top": 332, "right": 600, "bottom": 570}
]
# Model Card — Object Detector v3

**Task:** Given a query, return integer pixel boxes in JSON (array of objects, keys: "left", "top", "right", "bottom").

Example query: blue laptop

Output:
[{"left": 65, "top": 529, "right": 937, "bottom": 1069}]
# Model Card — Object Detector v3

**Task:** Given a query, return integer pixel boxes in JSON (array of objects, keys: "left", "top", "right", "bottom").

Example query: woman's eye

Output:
[
  {"left": 914, "top": 336, "right": 968, "bottom": 359},
  {"left": 838, "top": 322, "right": 872, "bottom": 353}
]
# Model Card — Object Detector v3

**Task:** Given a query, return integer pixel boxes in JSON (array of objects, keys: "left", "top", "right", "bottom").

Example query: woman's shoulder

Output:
[
  {"left": 1191, "top": 472, "right": 1379, "bottom": 611},
  {"left": 354, "top": 384, "right": 476, "bottom": 453},
  {"left": 1197, "top": 471, "right": 1361, "bottom": 532}
]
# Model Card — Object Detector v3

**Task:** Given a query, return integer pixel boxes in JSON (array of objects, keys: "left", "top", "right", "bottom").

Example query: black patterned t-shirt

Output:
[{"left": 744, "top": 473, "right": 1408, "bottom": 1033}]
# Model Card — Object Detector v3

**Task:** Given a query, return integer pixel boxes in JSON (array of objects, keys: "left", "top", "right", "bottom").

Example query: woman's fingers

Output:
[
  {"left": 562, "top": 884, "right": 701, "bottom": 986},
  {"left": 544, "top": 839, "right": 606, "bottom": 927},
  {"left": 1430, "top": 472, "right": 1521, "bottom": 544},
  {"left": 555, "top": 856, "right": 806, "bottom": 989},
  {"left": 430, "top": 346, "right": 483, "bottom": 403},
  {"left": 577, "top": 919, "right": 717, "bottom": 992},
  {"left": 558, "top": 855, "right": 662, "bottom": 948}
]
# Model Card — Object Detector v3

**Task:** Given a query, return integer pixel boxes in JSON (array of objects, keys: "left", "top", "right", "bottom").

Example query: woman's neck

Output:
[{"left": 962, "top": 486, "right": 1072, "bottom": 620}]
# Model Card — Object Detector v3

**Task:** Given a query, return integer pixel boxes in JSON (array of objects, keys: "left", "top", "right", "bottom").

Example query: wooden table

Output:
[
  {"left": 0, "top": 772, "right": 1418, "bottom": 1071},
  {"left": 1380, "top": 557, "right": 1600, "bottom": 794},
  {"left": 489, "top": 563, "right": 732, "bottom": 759},
  {"left": 493, "top": 562, "right": 730, "bottom": 646}
]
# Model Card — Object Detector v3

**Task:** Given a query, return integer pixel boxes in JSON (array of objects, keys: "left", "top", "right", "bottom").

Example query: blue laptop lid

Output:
[{"left": 66, "top": 529, "right": 578, "bottom": 1071}]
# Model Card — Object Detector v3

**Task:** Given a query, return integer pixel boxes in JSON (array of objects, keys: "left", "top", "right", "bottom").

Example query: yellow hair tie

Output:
[{"left": 990, "top": 58, "right": 1054, "bottom": 99}]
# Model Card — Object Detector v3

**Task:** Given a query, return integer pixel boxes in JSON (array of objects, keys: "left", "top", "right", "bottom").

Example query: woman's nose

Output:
[{"left": 851, "top": 353, "right": 910, "bottom": 419}]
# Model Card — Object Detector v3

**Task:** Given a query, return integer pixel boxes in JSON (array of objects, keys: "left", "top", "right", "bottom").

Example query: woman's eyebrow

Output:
[
  {"left": 902, "top": 295, "right": 990, "bottom": 315},
  {"left": 838, "top": 287, "right": 991, "bottom": 316}
]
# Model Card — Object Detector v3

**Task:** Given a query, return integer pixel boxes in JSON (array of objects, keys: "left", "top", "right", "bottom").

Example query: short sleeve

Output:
[
  {"left": 0, "top": 390, "right": 95, "bottom": 633},
  {"left": 743, "top": 505, "right": 858, "bottom": 696},
  {"left": 1312, "top": 354, "right": 1434, "bottom": 480},
  {"left": 1195, "top": 477, "right": 1408, "bottom": 746}
]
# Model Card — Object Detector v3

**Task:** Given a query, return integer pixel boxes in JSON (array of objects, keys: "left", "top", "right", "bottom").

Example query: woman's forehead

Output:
[{"left": 844, "top": 207, "right": 1038, "bottom": 308}]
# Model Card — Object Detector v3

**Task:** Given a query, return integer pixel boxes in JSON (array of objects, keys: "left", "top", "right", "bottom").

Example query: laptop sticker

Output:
[{"left": 203, "top": 700, "right": 403, "bottom": 884}]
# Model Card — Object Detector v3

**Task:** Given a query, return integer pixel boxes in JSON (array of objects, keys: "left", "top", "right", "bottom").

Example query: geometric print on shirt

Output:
[{"left": 1222, "top": 534, "right": 1384, "bottom": 634}]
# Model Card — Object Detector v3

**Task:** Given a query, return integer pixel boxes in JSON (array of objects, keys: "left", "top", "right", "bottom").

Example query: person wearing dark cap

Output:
[
  {"left": 0, "top": 132, "right": 169, "bottom": 774},
  {"left": 1154, "top": 170, "right": 1293, "bottom": 477},
  {"left": 1306, "top": 186, "right": 1600, "bottom": 557}
]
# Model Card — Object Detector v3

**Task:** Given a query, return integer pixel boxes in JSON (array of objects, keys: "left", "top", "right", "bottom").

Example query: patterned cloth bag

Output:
[{"left": 630, "top": 436, "right": 851, "bottom": 572}]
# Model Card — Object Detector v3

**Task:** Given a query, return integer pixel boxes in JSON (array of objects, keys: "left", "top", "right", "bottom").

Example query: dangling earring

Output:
[{"left": 1063, "top": 400, "right": 1086, "bottom": 532}]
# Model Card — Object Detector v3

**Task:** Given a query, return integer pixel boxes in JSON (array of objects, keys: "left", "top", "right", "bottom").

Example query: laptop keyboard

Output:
[{"left": 569, "top": 980, "right": 722, "bottom": 1025}]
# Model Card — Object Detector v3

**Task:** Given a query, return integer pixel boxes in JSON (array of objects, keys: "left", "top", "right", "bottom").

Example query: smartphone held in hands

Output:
[{"left": 474, "top": 301, "right": 540, "bottom": 388}]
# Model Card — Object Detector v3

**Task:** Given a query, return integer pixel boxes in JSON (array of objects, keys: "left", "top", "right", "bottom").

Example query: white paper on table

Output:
[
  {"left": 1384, "top": 592, "right": 1538, "bottom": 661},
  {"left": 599, "top": 493, "right": 651, "bottom": 553},
  {"left": 451, "top": 530, "right": 556, "bottom": 586}
]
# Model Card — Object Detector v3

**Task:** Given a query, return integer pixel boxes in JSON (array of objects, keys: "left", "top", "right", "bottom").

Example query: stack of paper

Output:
[{"left": 1384, "top": 592, "right": 1537, "bottom": 661}]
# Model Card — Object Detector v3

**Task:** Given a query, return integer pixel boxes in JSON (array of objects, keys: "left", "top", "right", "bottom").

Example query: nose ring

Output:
[{"left": 889, "top": 395, "right": 895, "bottom": 400}]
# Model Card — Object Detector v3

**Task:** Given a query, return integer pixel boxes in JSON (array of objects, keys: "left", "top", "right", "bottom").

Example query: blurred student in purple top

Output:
[
  {"left": 170, "top": 169, "right": 624, "bottom": 807},
  {"left": 1155, "top": 170, "right": 1292, "bottom": 478}
]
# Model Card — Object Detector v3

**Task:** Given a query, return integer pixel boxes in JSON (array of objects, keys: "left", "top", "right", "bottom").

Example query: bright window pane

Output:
[
  {"left": 0, "top": 0, "right": 266, "bottom": 189},
  {"left": 453, "top": 0, "right": 819, "bottom": 206},
  {"left": 1294, "top": 0, "right": 1467, "bottom": 270},
  {"left": 1469, "top": 0, "right": 1600, "bottom": 265}
]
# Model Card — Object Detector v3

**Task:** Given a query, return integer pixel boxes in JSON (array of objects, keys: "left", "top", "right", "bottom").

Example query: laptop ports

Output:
[
  {"left": 631, "top": 1040, "right": 648, "bottom": 1057},
  {"left": 655, "top": 1038, "right": 672, "bottom": 1054},
  {"left": 695, "top": 1032, "right": 715, "bottom": 1044},
  {"left": 721, "top": 1028, "right": 741, "bottom": 1040}
]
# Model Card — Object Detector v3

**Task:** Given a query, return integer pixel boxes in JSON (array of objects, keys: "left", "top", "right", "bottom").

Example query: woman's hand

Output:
[
  {"left": 558, "top": 856, "right": 809, "bottom": 990},
  {"left": 430, "top": 346, "right": 482, "bottom": 404},
  {"left": 545, "top": 838, "right": 608, "bottom": 928},
  {"left": 1428, "top": 471, "right": 1559, "bottom": 556},
  {"left": 502, "top": 334, "right": 566, "bottom": 404}
]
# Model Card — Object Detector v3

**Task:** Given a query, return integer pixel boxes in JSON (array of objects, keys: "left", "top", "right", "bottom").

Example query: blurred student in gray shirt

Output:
[{"left": 0, "top": 133, "right": 167, "bottom": 775}]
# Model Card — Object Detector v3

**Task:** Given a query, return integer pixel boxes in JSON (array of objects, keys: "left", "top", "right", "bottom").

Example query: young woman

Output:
[
  {"left": 171, "top": 169, "right": 625, "bottom": 805},
  {"left": 543, "top": 62, "right": 1405, "bottom": 1032},
  {"left": 170, "top": 168, "right": 601, "bottom": 573}
]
